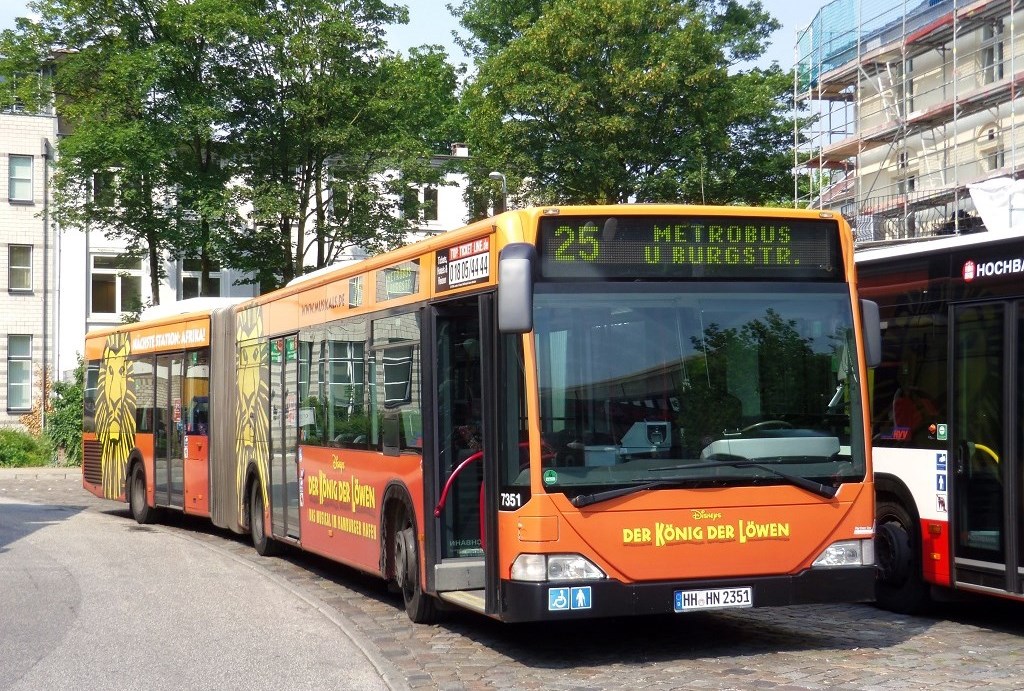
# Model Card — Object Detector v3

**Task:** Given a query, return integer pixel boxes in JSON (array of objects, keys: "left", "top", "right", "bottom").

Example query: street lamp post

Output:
[{"left": 488, "top": 171, "right": 507, "bottom": 214}]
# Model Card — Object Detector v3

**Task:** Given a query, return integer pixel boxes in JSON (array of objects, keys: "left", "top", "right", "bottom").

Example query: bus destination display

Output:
[{"left": 539, "top": 215, "right": 841, "bottom": 280}]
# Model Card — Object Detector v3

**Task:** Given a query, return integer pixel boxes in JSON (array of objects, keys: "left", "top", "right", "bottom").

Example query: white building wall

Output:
[
  {"left": 58, "top": 154, "right": 471, "bottom": 395},
  {"left": 57, "top": 229, "right": 260, "bottom": 384},
  {"left": 55, "top": 217, "right": 87, "bottom": 381},
  {"left": 0, "top": 111, "right": 58, "bottom": 427}
]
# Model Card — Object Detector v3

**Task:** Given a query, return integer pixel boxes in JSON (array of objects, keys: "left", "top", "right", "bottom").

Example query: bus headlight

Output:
[
  {"left": 511, "top": 554, "right": 607, "bottom": 582},
  {"left": 811, "top": 539, "right": 875, "bottom": 567}
]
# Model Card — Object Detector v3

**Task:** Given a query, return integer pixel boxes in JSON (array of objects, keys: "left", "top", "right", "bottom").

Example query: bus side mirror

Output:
[
  {"left": 497, "top": 243, "right": 536, "bottom": 333},
  {"left": 860, "top": 299, "right": 881, "bottom": 368}
]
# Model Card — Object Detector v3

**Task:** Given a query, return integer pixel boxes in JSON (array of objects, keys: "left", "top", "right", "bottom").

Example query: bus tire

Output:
[
  {"left": 249, "top": 483, "right": 280, "bottom": 557},
  {"left": 129, "top": 463, "right": 155, "bottom": 525},
  {"left": 392, "top": 500, "right": 437, "bottom": 624},
  {"left": 875, "top": 499, "right": 929, "bottom": 613}
]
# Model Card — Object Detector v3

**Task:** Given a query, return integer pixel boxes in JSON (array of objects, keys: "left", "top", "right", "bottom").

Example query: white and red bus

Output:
[
  {"left": 84, "top": 204, "right": 880, "bottom": 623},
  {"left": 858, "top": 228, "right": 1024, "bottom": 611}
]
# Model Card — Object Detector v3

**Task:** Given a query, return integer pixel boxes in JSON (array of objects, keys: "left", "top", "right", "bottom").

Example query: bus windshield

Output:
[{"left": 532, "top": 283, "right": 864, "bottom": 498}]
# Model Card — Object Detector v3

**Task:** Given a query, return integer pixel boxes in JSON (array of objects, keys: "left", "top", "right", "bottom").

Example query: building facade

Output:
[
  {"left": 1, "top": 106, "right": 473, "bottom": 432},
  {"left": 795, "top": 0, "right": 1024, "bottom": 241},
  {"left": 56, "top": 220, "right": 260, "bottom": 384},
  {"left": 54, "top": 150, "right": 473, "bottom": 408},
  {"left": 0, "top": 110, "right": 58, "bottom": 427}
]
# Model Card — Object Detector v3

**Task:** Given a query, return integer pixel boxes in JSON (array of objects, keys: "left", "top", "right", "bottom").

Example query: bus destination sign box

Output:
[{"left": 539, "top": 215, "right": 841, "bottom": 280}]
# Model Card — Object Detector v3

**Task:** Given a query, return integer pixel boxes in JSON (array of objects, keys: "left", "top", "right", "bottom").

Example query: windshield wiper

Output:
[
  {"left": 571, "top": 481, "right": 677, "bottom": 509},
  {"left": 651, "top": 454, "right": 838, "bottom": 500},
  {"left": 570, "top": 456, "right": 838, "bottom": 509}
]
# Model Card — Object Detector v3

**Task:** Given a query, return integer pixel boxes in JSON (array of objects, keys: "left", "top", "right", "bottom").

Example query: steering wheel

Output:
[{"left": 742, "top": 420, "right": 794, "bottom": 433}]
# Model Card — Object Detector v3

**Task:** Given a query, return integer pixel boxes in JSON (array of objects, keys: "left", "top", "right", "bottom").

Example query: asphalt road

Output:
[
  {"left": 4, "top": 467, "right": 1024, "bottom": 690},
  {"left": 0, "top": 469, "right": 392, "bottom": 691}
]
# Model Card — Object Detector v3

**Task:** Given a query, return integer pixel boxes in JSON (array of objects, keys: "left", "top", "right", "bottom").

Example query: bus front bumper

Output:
[{"left": 496, "top": 566, "right": 875, "bottom": 623}]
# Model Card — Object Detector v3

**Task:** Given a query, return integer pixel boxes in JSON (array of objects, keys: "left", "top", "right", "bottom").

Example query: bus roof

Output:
[
  {"left": 84, "top": 204, "right": 855, "bottom": 351},
  {"left": 141, "top": 297, "right": 247, "bottom": 319},
  {"left": 855, "top": 228, "right": 1024, "bottom": 264},
  {"left": 233, "top": 204, "right": 851, "bottom": 307}
]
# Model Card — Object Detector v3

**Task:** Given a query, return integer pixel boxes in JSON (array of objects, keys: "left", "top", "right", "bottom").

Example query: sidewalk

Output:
[{"left": 0, "top": 466, "right": 80, "bottom": 480}]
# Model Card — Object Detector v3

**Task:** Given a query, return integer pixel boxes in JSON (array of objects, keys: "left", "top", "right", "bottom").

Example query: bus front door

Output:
[
  {"left": 951, "top": 301, "right": 1021, "bottom": 596},
  {"left": 269, "top": 335, "right": 301, "bottom": 540},
  {"left": 430, "top": 295, "right": 495, "bottom": 612}
]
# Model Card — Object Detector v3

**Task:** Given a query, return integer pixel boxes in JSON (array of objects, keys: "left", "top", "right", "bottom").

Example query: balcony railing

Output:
[{"left": 845, "top": 191, "right": 985, "bottom": 244}]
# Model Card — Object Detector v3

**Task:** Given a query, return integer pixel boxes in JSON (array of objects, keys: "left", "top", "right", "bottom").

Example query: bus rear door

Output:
[
  {"left": 155, "top": 352, "right": 185, "bottom": 509},
  {"left": 269, "top": 334, "right": 301, "bottom": 540}
]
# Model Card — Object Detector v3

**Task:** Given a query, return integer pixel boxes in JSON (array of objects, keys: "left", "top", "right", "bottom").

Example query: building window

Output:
[
  {"left": 401, "top": 184, "right": 438, "bottom": 221},
  {"left": 9, "top": 244, "right": 32, "bottom": 292},
  {"left": 93, "top": 171, "right": 116, "bottom": 208},
  {"left": 328, "top": 181, "right": 348, "bottom": 220},
  {"left": 982, "top": 21, "right": 1004, "bottom": 84},
  {"left": 896, "top": 150, "right": 917, "bottom": 196},
  {"left": 7, "top": 335, "right": 32, "bottom": 411},
  {"left": 906, "top": 58, "right": 914, "bottom": 112},
  {"left": 8, "top": 155, "right": 32, "bottom": 202},
  {"left": 181, "top": 258, "right": 221, "bottom": 298},
  {"left": 91, "top": 255, "right": 143, "bottom": 315},
  {"left": 979, "top": 125, "right": 1005, "bottom": 172},
  {"left": 401, "top": 186, "right": 418, "bottom": 219},
  {"left": 988, "top": 148, "right": 1006, "bottom": 171},
  {"left": 423, "top": 186, "right": 438, "bottom": 221}
]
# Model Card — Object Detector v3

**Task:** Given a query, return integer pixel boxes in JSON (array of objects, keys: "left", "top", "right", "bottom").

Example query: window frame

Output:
[
  {"left": 8, "top": 244, "right": 32, "bottom": 292},
  {"left": 982, "top": 20, "right": 1005, "bottom": 85},
  {"left": 8, "top": 154, "right": 33, "bottom": 203},
  {"left": 423, "top": 185, "right": 439, "bottom": 222},
  {"left": 979, "top": 124, "right": 1006, "bottom": 173},
  {"left": 92, "top": 170, "right": 116, "bottom": 208},
  {"left": 7, "top": 334, "right": 32, "bottom": 412},
  {"left": 181, "top": 257, "right": 222, "bottom": 299},
  {"left": 90, "top": 254, "right": 144, "bottom": 316}
]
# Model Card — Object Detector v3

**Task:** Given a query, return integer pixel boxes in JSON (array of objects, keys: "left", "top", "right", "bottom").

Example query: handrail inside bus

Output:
[
  {"left": 973, "top": 443, "right": 1000, "bottom": 465},
  {"left": 433, "top": 451, "right": 484, "bottom": 518}
]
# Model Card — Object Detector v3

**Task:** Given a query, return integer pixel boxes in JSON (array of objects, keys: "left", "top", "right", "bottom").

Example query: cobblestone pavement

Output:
[{"left": 4, "top": 468, "right": 1024, "bottom": 691}]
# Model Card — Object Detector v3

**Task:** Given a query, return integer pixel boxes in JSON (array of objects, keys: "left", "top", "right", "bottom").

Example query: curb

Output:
[{"left": 0, "top": 467, "right": 80, "bottom": 480}]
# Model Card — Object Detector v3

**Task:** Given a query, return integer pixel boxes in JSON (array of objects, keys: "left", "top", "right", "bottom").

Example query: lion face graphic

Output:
[
  {"left": 95, "top": 333, "right": 136, "bottom": 499},
  {"left": 235, "top": 306, "right": 270, "bottom": 518}
]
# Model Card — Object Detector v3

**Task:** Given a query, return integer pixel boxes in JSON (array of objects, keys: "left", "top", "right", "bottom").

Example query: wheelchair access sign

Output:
[{"left": 548, "top": 586, "right": 592, "bottom": 611}]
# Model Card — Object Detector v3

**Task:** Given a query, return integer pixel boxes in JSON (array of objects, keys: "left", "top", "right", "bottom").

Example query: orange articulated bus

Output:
[{"left": 83, "top": 204, "right": 881, "bottom": 623}]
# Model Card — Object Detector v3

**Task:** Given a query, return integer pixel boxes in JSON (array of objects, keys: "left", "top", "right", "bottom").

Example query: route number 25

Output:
[{"left": 554, "top": 224, "right": 600, "bottom": 262}]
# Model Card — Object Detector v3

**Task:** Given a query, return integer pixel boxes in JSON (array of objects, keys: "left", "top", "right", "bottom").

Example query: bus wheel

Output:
[
  {"left": 875, "top": 499, "right": 929, "bottom": 613},
  {"left": 129, "top": 463, "right": 154, "bottom": 525},
  {"left": 249, "top": 484, "right": 280, "bottom": 557},
  {"left": 392, "top": 502, "right": 437, "bottom": 624}
]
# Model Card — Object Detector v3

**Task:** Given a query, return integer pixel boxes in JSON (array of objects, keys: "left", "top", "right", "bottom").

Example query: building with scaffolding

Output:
[{"left": 795, "top": 0, "right": 1023, "bottom": 241}]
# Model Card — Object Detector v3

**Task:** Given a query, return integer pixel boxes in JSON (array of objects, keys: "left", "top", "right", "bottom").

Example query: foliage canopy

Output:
[
  {"left": 0, "top": 0, "right": 463, "bottom": 292},
  {"left": 453, "top": 0, "right": 795, "bottom": 207}
]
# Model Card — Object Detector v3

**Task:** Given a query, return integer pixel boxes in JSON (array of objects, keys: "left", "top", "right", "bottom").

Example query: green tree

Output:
[
  {"left": 0, "top": 0, "right": 242, "bottom": 304},
  {"left": 159, "top": 0, "right": 245, "bottom": 295},
  {"left": 453, "top": 0, "right": 793, "bottom": 206},
  {"left": 222, "top": 0, "right": 462, "bottom": 288},
  {"left": 2, "top": 0, "right": 462, "bottom": 295}
]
